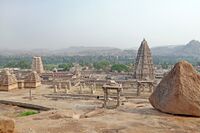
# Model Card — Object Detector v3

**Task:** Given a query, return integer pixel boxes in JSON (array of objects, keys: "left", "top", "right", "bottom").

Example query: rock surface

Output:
[
  {"left": 0, "top": 117, "right": 15, "bottom": 133},
  {"left": 149, "top": 60, "right": 200, "bottom": 116}
]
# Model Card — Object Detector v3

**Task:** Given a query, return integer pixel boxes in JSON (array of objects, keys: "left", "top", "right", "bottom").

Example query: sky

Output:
[{"left": 0, "top": 0, "right": 200, "bottom": 49}]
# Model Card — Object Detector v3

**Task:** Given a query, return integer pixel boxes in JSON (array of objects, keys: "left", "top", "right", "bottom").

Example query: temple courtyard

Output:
[{"left": 0, "top": 85, "right": 199, "bottom": 133}]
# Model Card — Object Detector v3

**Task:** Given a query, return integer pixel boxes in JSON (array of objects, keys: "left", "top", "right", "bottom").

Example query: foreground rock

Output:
[
  {"left": 149, "top": 60, "right": 200, "bottom": 116},
  {"left": 0, "top": 117, "right": 15, "bottom": 133}
]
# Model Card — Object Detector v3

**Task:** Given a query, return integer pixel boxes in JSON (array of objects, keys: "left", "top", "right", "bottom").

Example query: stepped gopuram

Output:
[
  {"left": 134, "top": 39, "right": 155, "bottom": 81},
  {"left": 24, "top": 71, "right": 41, "bottom": 88},
  {"left": 0, "top": 69, "right": 18, "bottom": 91},
  {"left": 31, "top": 56, "right": 44, "bottom": 74}
]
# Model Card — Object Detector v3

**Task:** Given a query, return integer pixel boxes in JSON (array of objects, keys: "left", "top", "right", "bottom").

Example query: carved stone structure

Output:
[
  {"left": 136, "top": 80, "right": 154, "bottom": 96},
  {"left": 31, "top": 56, "right": 44, "bottom": 74},
  {"left": 102, "top": 80, "right": 122, "bottom": 108},
  {"left": 24, "top": 71, "right": 41, "bottom": 88},
  {"left": 134, "top": 39, "right": 154, "bottom": 80},
  {"left": 72, "top": 67, "right": 81, "bottom": 79},
  {"left": 0, "top": 69, "right": 18, "bottom": 91}
]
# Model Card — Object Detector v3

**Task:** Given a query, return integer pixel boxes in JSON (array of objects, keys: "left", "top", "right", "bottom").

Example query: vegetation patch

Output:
[
  {"left": 111, "top": 64, "right": 130, "bottom": 72},
  {"left": 18, "top": 110, "right": 39, "bottom": 117}
]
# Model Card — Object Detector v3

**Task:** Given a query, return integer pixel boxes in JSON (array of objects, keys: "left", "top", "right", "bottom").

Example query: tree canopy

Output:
[
  {"left": 58, "top": 63, "right": 74, "bottom": 71},
  {"left": 111, "top": 64, "right": 129, "bottom": 72},
  {"left": 93, "top": 60, "right": 110, "bottom": 70}
]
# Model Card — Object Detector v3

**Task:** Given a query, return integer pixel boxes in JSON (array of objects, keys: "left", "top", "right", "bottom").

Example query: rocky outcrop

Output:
[
  {"left": 0, "top": 117, "right": 15, "bottom": 133},
  {"left": 149, "top": 61, "right": 200, "bottom": 116}
]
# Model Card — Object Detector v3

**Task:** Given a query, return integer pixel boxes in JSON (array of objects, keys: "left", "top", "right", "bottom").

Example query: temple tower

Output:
[
  {"left": 134, "top": 39, "right": 154, "bottom": 80},
  {"left": 31, "top": 57, "right": 44, "bottom": 74}
]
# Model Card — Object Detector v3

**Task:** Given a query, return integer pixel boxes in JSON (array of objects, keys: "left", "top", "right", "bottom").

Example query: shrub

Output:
[{"left": 18, "top": 110, "right": 38, "bottom": 117}]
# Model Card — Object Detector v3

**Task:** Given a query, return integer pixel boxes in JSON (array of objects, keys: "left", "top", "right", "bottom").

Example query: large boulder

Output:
[
  {"left": 149, "top": 61, "right": 200, "bottom": 116},
  {"left": 0, "top": 117, "right": 15, "bottom": 133}
]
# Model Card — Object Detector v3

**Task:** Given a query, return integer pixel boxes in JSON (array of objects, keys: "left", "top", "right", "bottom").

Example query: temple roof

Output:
[
  {"left": 0, "top": 69, "right": 17, "bottom": 85},
  {"left": 25, "top": 71, "right": 41, "bottom": 82}
]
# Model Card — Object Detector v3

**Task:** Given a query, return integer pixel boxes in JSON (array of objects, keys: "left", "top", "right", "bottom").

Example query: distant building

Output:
[
  {"left": 31, "top": 56, "right": 44, "bottom": 74},
  {"left": 0, "top": 69, "right": 18, "bottom": 91},
  {"left": 134, "top": 39, "right": 154, "bottom": 80},
  {"left": 24, "top": 71, "right": 41, "bottom": 88}
]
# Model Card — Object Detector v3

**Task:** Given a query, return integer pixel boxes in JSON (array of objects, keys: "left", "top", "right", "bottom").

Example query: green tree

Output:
[
  {"left": 16, "top": 60, "right": 31, "bottom": 69},
  {"left": 111, "top": 64, "right": 129, "bottom": 72},
  {"left": 44, "top": 64, "right": 57, "bottom": 71},
  {"left": 161, "top": 62, "right": 169, "bottom": 69},
  {"left": 4, "top": 60, "right": 31, "bottom": 69},
  {"left": 93, "top": 60, "right": 110, "bottom": 70},
  {"left": 58, "top": 63, "right": 73, "bottom": 71}
]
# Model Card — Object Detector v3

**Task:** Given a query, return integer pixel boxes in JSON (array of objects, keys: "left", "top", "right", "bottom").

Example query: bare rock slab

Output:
[
  {"left": 0, "top": 117, "right": 15, "bottom": 133},
  {"left": 149, "top": 61, "right": 200, "bottom": 116}
]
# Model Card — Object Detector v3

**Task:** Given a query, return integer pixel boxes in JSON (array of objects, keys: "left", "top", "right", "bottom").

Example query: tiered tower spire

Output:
[
  {"left": 134, "top": 39, "right": 154, "bottom": 80},
  {"left": 31, "top": 57, "right": 44, "bottom": 74}
]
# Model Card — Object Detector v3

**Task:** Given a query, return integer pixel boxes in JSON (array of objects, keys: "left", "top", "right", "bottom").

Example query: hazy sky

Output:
[{"left": 0, "top": 0, "right": 200, "bottom": 49}]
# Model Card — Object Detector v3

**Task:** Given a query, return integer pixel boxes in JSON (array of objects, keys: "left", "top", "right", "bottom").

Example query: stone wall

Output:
[{"left": 0, "top": 83, "right": 18, "bottom": 91}]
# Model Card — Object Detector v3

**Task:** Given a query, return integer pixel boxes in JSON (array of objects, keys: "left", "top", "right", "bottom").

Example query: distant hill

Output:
[
  {"left": 0, "top": 46, "right": 137, "bottom": 57},
  {"left": 53, "top": 46, "right": 136, "bottom": 56},
  {"left": 151, "top": 40, "right": 200, "bottom": 57},
  {"left": 0, "top": 40, "right": 200, "bottom": 57}
]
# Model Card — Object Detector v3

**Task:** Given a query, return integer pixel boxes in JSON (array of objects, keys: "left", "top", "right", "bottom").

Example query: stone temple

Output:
[
  {"left": 24, "top": 71, "right": 41, "bottom": 88},
  {"left": 0, "top": 69, "right": 18, "bottom": 91},
  {"left": 134, "top": 39, "right": 154, "bottom": 80},
  {"left": 31, "top": 56, "right": 44, "bottom": 74}
]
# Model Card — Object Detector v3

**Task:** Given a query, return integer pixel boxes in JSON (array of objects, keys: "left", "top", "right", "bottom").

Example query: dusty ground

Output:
[
  {"left": 0, "top": 86, "right": 200, "bottom": 133},
  {"left": 0, "top": 104, "right": 31, "bottom": 118}
]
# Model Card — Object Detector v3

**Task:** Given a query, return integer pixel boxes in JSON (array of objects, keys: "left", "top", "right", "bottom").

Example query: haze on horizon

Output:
[{"left": 0, "top": 0, "right": 200, "bottom": 50}]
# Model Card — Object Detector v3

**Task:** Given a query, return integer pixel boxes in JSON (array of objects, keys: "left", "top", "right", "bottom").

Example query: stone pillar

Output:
[
  {"left": 90, "top": 85, "right": 94, "bottom": 94},
  {"left": 117, "top": 89, "right": 121, "bottom": 107},
  {"left": 29, "top": 88, "right": 32, "bottom": 100},
  {"left": 103, "top": 89, "right": 108, "bottom": 108},
  {"left": 64, "top": 85, "right": 68, "bottom": 94},
  {"left": 54, "top": 85, "right": 58, "bottom": 93},
  {"left": 83, "top": 82, "right": 86, "bottom": 89},
  {"left": 105, "top": 89, "right": 108, "bottom": 107},
  {"left": 149, "top": 83, "right": 153, "bottom": 92},
  {"left": 79, "top": 84, "right": 82, "bottom": 94},
  {"left": 58, "top": 83, "right": 61, "bottom": 89},
  {"left": 137, "top": 82, "right": 141, "bottom": 96},
  {"left": 94, "top": 83, "right": 96, "bottom": 93},
  {"left": 67, "top": 81, "right": 71, "bottom": 90},
  {"left": 120, "top": 84, "right": 123, "bottom": 96},
  {"left": 130, "top": 83, "right": 133, "bottom": 89}
]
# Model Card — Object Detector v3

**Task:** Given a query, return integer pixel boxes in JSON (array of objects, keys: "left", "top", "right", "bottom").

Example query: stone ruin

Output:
[
  {"left": 24, "top": 71, "right": 41, "bottom": 88},
  {"left": 150, "top": 61, "right": 200, "bottom": 116},
  {"left": 105, "top": 80, "right": 119, "bottom": 86},
  {"left": 102, "top": 80, "right": 122, "bottom": 108},
  {"left": 31, "top": 56, "right": 44, "bottom": 74},
  {"left": 72, "top": 65, "right": 81, "bottom": 79},
  {"left": 134, "top": 39, "right": 154, "bottom": 80},
  {"left": 0, "top": 69, "right": 18, "bottom": 91},
  {"left": 0, "top": 69, "right": 42, "bottom": 91}
]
